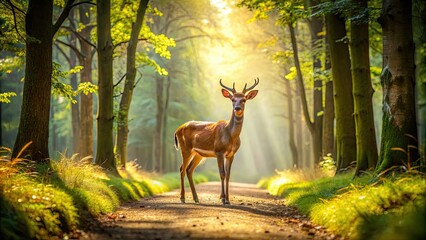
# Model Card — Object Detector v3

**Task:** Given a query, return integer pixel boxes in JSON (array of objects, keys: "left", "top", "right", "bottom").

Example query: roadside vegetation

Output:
[
  {"left": 0, "top": 147, "right": 216, "bottom": 239},
  {"left": 258, "top": 169, "right": 426, "bottom": 240}
]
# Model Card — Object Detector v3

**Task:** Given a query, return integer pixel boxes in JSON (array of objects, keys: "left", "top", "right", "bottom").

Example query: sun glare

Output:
[{"left": 211, "top": 0, "right": 232, "bottom": 15}]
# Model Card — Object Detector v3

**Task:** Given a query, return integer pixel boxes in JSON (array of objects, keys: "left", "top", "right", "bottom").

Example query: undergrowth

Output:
[
  {"left": 259, "top": 170, "right": 426, "bottom": 240},
  {"left": 0, "top": 150, "right": 216, "bottom": 239}
]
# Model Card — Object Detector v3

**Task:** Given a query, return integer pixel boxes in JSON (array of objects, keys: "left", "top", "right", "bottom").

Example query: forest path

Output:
[{"left": 81, "top": 182, "right": 340, "bottom": 240}]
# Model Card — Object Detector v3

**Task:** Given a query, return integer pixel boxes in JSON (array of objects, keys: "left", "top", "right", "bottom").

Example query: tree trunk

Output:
[
  {"left": 116, "top": 0, "right": 149, "bottom": 167},
  {"left": 285, "top": 78, "right": 298, "bottom": 167},
  {"left": 309, "top": 0, "right": 324, "bottom": 165},
  {"left": 326, "top": 12, "right": 356, "bottom": 173},
  {"left": 12, "top": 0, "right": 53, "bottom": 161},
  {"left": 295, "top": 89, "right": 303, "bottom": 167},
  {"left": 69, "top": 21, "right": 80, "bottom": 154},
  {"left": 154, "top": 76, "right": 164, "bottom": 172},
  {"left": 376, "top": 0, "right": 418, "bottom": 173},
  {"left": 351, "top": 0, "right": 378, "bottom": 176},
  {"left": 322, "top": 44, "right": 334, "bottom": 158},
  {"left": 162, "top": 74, "right": 171, "bottom": 172},
  {"left": 0, "top": 79, "right": 2, "bottom": 147},
  {"left": 79, "top": 4, "right": 94, "bottom": 158},
  {"left": 95, "top": 0, "right": 118, "bottom": 175},
  {"left": 288, "top": 24, "right": 315, "bottom": 167},
  {"left": 413, "top": 0, "right": 426, "bottom": 168}
]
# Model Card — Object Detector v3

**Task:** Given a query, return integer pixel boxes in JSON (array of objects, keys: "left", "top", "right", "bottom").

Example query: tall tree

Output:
[
  {"left": 326, "top": 9, "right": 356, "bottom": 173},
  {"left": 307, "top": 0, "right": 324, "bottom": 165},
  {"left": 376, "top": 0, "right": 418, "bottom": 173},
  {"left": 414, "top": 0, "right": 426, "bottom": 167},
  {"left": 78, "top": 4, "right": 95, "bottom": 158},
  {"left": 350, "top": 0, "right": 378, "bottom": 176},
  {"left": 285, "top": 78, "right": 298, "bottom": 167},
  {"left": 322, "top": 45, "right": 334, "bottom": 158},
  {"left": 68, "top": 11, "right": 80, "bottom": 154},
  {"left": 12, "top": 0, "right": 76, "bottom": 161},
  {"left": 116, "top": 0, "right": 150, "bottom": 167},
  {"left": 95, "top": 0, "right": 118, "bottom": 174}
]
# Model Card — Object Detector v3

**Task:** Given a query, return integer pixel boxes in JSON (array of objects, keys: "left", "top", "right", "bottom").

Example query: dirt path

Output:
[{"left": 81, "top": 182, "right": 341, "bottom": 240}]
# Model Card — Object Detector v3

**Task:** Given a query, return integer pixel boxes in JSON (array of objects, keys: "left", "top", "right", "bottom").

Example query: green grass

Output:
[
  {"left": 0, "top": 154, "right": 216, "bottom": 239},
  {"left": 259, "top": 171, "right": 426, "bottom": 240}
]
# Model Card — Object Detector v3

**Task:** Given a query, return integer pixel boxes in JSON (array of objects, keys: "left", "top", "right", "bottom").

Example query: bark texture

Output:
[
  {"left": 322, "top": 46, "right": 334, "bottom": 158},
  {"left": 116, "top": 0, "right": 150, "bottom": 167},
  {"left": 285, "top": 78, "right": 298, "bottom": 167},
  {"left": 309, "top": 0, "right": 324, "bottom": 165},
  {"left": 414, "top": 0, "right": 426, "bottom": 168},
  {"left": 95, "top": 0, "right": 118, "bottom": 174},
  {"left": 12, "top": 0, "right": 53, "bottom": 161},
  {"left": 289, "top": 24, "right": 315, "bottom": 168},
  {"left": 326, "top": 12, "right": 356, "bottom": 173},
  {"left": 69, "top": 20, "right": 80, "bottom": 154},
  {"left": 154, "top": 76, "right": 165, "bottom": 172},
  {"left": 351, "top": 0, "right": 378, "bottom": 176},
  {"left": 79, "top": 4, "right": 94, "bottom": 158},
  {"left": 376, "top": 0, "right": 418, "bottom": 173}
]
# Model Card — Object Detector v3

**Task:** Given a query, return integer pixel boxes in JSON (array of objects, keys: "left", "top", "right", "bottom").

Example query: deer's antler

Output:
[
  {"left": 243, "top": 78, "right": 259, "bottom": 93},
  {"left": 220, "top": 79, "right": 236, "bottom": 93}
]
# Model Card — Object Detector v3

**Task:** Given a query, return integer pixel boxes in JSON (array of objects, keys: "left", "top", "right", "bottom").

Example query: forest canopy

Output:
[{"left": 0, "top": 0, "right": 424, "bottom": 180}]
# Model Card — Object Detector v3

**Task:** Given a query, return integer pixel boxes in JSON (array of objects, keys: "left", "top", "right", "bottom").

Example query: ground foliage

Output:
[
  {"left": 0, "top": 149, "right": 215, "bottom": 239},
  {"left": 258, "top": 170, "right": 426, "bottom": 240}
]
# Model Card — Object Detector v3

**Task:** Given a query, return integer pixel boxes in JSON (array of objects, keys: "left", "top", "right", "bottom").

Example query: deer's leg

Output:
[
  {"left": 224, "top": 156, "right": 234, "bottom": 205},
  {"left": 179, "top": 150, "right": 192, "bottom": 203},
  {"left": 186, "top": 155, "right": 203, "bottom": 203},
  {"left": 216, "top": 153, "right": 226, "bottom": 204}
]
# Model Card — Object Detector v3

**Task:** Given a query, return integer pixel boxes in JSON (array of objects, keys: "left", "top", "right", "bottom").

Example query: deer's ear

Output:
[
  {"left": 245, "top": 90, "right": 258, "bottom": 100},
  {"left": 222, "top": 89, "right": 233, "bottom": 99}
]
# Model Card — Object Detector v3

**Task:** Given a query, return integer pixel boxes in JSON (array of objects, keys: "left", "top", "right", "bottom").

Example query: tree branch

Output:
[
  {"left": 52, "top": 0, "right": 76, "bottom": 35},
  {"left": 289, "top": 23, "right": 314, "bottom": 133},
  {"left": 61, "top": 26, "right": 98, "bottom": 50},
  {"left": 113, "top": 38, "right": 148, "bottom": 49},
  {"left": 113, "top": 73, "right": 127, "bottom": 88},
  {"left": 5, "top": 0, "right": 25, "bottom": 41},
  {"left": 175, "top": 34, "right": 210, "bottom": 43},
  {"left": 53, "top": 0, "right": 95, "bottom": 36},
  {"left": 55, "top": 38, "right": 84, "bottom": 60},
  {"left": 54, "top": 43, "right": 71, "bottom": 64}
]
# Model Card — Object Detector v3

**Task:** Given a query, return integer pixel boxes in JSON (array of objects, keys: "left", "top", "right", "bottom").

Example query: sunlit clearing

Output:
[
  {"left": 197, "top": 3, "right": 292, "bottom": 183},
  {"left": 211, "top": 0, "right": 232, "bottom": 15}
]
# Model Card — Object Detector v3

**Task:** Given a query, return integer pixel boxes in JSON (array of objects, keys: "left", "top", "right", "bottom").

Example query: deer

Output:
[{"left": 174, "top": 78, "right": 259, "bottom": 205}]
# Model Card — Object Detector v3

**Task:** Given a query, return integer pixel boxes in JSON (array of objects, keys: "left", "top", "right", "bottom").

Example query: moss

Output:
[
  {"left": 259, "top": 172, "right": 426, "bottom": 240},
  {"left": 1, "top": 156, "right": 215, "bottom": 238}
]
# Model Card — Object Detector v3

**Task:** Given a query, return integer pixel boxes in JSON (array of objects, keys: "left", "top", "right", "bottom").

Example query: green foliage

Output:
[
  {"left": 110, "top": 0, "right": 175, "bottom": 75},
  {"left": 51, "top": 62, "right": 97, "bottom": 103},
  {"left": 239, "top": 0, "right": 307, "bottom": 25},
  {"left": 1, "top": 153, "right": 215, "bottom": 238},
  {"left": 0, "top": 92, "right": 17, "bottom": 103},
  {"left": 0, "top": 152, "right": 78, "bottom": 239},
  {"left": 259, "top": 172, "right": 426, "bottom": 240},
  {"left": 311, "top": 0, "right": 381, "bottom": 24},
  {"left": 319, "top": 153, "right": 336, "bottom": 173}
]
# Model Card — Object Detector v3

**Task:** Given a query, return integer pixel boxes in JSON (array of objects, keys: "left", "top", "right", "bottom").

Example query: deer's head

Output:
[{"left": 220, "top": 78, "right": 259, "bottom": 118}]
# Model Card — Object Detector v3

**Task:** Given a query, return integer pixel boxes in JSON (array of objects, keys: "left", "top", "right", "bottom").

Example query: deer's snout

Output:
[{"left": 234, "top": 106, "right": 242, "bottom": 111}]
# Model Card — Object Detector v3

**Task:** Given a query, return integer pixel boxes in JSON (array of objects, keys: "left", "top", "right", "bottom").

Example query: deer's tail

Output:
[{"left": 174, "top": 132, "right": 179, "bottom": 150}]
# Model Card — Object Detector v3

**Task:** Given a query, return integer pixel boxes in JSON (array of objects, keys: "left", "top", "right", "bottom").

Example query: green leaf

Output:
[{"left": 0, "top": 92, "right": 17, "bottom": 103}]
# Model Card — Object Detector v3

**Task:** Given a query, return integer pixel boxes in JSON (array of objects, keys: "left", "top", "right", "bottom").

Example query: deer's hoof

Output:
[
  {"left": 180, "top": 198, "right": 186, "bottom": 204},
  {"left": 224, "top": 200, "right": 230, "bottom": 205},
  {"left": 194, "top": 198, "right": 200, "bottom": 204}
]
